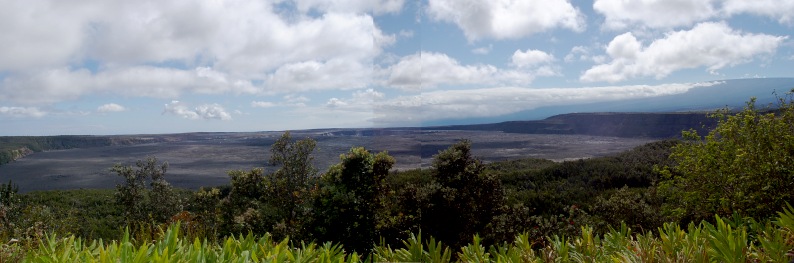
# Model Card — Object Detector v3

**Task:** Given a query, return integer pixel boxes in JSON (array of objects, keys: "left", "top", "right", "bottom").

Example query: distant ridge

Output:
[
  {"left": 423, "top": 78, "right": 794, "bottom": 126},
  {"left": 425, "top": 112, "right": 718, "bottom": 138}
]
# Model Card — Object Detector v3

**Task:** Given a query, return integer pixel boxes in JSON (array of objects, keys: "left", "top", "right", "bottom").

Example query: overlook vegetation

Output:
[
  {"left": 0, "top": 135, "right": 162, "bottom": 166},
  {"left": 1, "top": 94, "right": 794, "bottom": 262}
]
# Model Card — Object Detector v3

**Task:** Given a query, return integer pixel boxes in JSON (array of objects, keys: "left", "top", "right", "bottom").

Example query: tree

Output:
[
  {"left": 219, "top": 168, "right": 274, "bottom": 234},
  {"left": 218, "top": 132, "right": 318, "bottom": 239},
  {"left": 266, "top": 131, "right": 317, "bottom": 238},
  {"left": 113, "top": 157, "right": 181, "bottom": 227},
  {"left": 419, "top": 140, "right": 505, "bottom": 248},
  {"left": 190, "top": 187, "right": 221, "bottom": 238},
  {"left": 0, "top": 181, "right": 21, "bottom": 238},
  {"left": 660, "top": 93, "right": 794, "bottom": 222},
  {"left": 311, "top": 147, "right": 395, "bottom": 253}
]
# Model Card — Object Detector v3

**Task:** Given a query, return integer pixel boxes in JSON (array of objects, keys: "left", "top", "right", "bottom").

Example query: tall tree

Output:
[
  {"left": 217, "top": 132, "right": 318, "bottom": 239},
  {"left": 219, "top": 168, "right": 273, "bottom": 234},
  {"left": 311, "top": 147, "right": 395, "bottom": 253},
  {"left": 421, "top": 140, "right": 505, "bottom": 248},
  {"left": 266, "top": 131, "right": 317, "bottom": 239},
  {"left": 113, "top": 157, "right": 180, "bottom": 227}
]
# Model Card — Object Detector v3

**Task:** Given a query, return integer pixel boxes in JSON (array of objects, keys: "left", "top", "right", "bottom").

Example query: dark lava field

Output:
[{"left": 0, "top": 129, "right": 654, "bottom": 192}]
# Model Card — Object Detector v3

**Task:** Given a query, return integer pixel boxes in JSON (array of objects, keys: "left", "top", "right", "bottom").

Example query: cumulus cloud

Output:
[
  {"left": 0, "top": 67, "right": 258, "bottom": 105},
  {"left": 564, "top": 46, "right": 606, "bottom": 63},
  {"left": 283, "top": 95, "right": 310, "bottom": 107},
  {"left": 594, "top": 0, "right": 717, "bottom": 30},
  {"left": 325, "top": 98, "right": 349, "bottom": 108},
  {"left": 594, "top": 0, "right": 794, "bottom": 30},
  {"left": 163, "top": 101, "right": 231, "bottom": 121},
  {"left": 511, "top": 49, "right": 554, "bottom": 68},
  {"left": 581, "top": 22, "right": 785, "bottom": 83},
  {"left": 722, "top": 0, "right": 794, "bottom": 24},
  {"left": 97, "top": 103, "right": 126, "bottom": 113},
  {"left": 427, "top": 0, "right": 585, "bottom": 41},
  {"left": 265, "top": 59, "right": 371, "bottom": 92},
  {"left": 353, "top": 88, "right": 385, "bottom": 101},
  {"left": 386, "top": 52, "right": 495, "bottom": 90},
  {"left": 251, "top": 95, "right": 311, "bottom": 108},
  {"left": 0, "top": 106, "right": 47, "bottom": 118},
  {"left": 251, "top": 101, "right": 276, "bottom": 108},
  {"left": 374, "top": 82, "right": 718, "bottom": 125},
  {"left": 293, "top": 0, "right": 405, "bottom": 15},
  {"left": 0, "top": 0, "right": 390, "bottom": 105},
  {"left": 325, "top": 88, "right": 386, "bottom": 110},
  {"left": 385, "top": 52, "right": 552, "bottom": 90}
]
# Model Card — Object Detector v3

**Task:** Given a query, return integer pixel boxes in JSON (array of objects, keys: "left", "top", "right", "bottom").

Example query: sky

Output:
[{"left": 1, "top": 0, "right": 793, "bottom": 135}]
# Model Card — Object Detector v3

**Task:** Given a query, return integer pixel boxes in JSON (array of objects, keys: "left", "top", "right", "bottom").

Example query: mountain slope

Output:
[{"left": 427, "top": 112, "right": 717, "bottom": 138}]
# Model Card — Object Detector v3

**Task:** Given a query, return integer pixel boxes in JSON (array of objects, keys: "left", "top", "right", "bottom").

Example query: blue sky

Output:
[{"left": 1, "top": 0, "right": 793, "bottom": 135}]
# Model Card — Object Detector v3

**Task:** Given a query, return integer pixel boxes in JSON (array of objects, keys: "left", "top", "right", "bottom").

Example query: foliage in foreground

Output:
[
  {"left": 6, "top": 204, "right": 794, "bottom": 262},
  {"left": 660, "top": 93, "right": 794, "bottom": 222}
]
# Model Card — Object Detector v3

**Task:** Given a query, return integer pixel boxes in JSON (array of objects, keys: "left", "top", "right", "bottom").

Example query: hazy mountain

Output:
[{"left": 424, "top": 78, "right": 794, "bottom": 126}]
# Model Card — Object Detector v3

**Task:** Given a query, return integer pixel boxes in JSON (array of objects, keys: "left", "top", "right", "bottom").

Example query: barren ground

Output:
[{"left": 0, "top": 130, "right": 655, "bottom": 192}]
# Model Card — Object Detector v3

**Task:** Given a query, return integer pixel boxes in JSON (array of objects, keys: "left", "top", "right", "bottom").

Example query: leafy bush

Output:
[
  {"left": 17, "top": 203, "right": 794, "bottom": 262},
  {"left": 311, "top": 147, "right": 395, "bottom": 253},
  {"left": 660, "top": 93, "right": 794, "bottom": 222}
]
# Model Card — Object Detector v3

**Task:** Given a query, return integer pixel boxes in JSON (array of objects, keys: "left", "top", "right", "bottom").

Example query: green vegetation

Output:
[
  {"left": 113, "top": 157, "right": 183, "bottom": 228},
  {"left": 660, "top": 95, "right": 794, "bottom": 223},
  {"left": 312, "top": 147, "right": 394, "bottom": 253},
  {"left": 2, "top": 94, "right": 794, "bottom": 261},
  {"left": 0, "top": 136, "right": 118, "bottom": 166},
  {"left": 5, "top": 206, "right": 794, "bottom": 262},
  {"left": 217, "top": 132, "right": 318, "bottom": 240}
]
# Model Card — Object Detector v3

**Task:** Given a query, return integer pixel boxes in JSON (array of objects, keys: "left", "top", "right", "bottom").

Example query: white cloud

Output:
[
  {"left": 0, "top": 0, "right": 390, "bottom": 105},
  {"left": 325, "top": 88, "right": 386, "bottom": 110},
  {"left": 97, "top": 103, "right": 126, "bottom": 113},
  {"left": 511, "top": 49, "right": 555, "bottom": 67},
  {"left": 427, "top": 0, "right": 585, "bottom": 41},
  {"left": 283, "top": 94, "right": 310, "bottom": 107},
  {"left": 581, "top": 22, "right": 786, "bottom": 83},
  {"left": 251, "top": 101, "right": 276, "bottom": 108},
  {"left": 353, "top": 88, "right": 385, "bottom": 101},
  {"left": 398, "top": 30, "right": 414, "bottom": 38},
  {"left": 594, "top": 0, "right": 794, "bottom": 30},
  {"left": 195, "top": 104, "right": 233, "bottom": 121},
  {"left": 0, "top": 66, "right": 258, "bottom": 105},
  {"left": 251, "top": 95, "right": 313, "bottom": 108},
  {"left": 0, "top": 2, "right": 91, "bottom": 72},
  {"left": 0, "top": 106, "right": 47, "bottom": 118},
  {"left": 564, "top": 46, "right": 594, "bottom": 62},
  {"left": 209, "top": 11, "right": 387, "bottom": 78},
  {"left": 722, "top": 0, "right": 794, "bottom": 25},
  {"left": 266, "top": 59, "right": 371, "bottom": 92},
  {"left": 326, "top": 98, "right": 349, "bottom": 108},
  {"left": 594, "top": 0, "right": 717, "bottom": 30},
  {"left": 385, "top": 52, "right": 548, "bottom": 90},
  {"left": 385, "top": 52, "right": 495, "bottom": 90},
  {"left": 292, "top": 0, "right": 405, "bottom": 15},
  {"left": 374, "top": 82, "right": 717, "bottom": 125},
  {"left": 163, "top": 101, "right": 231, "bottom": 121},
  {"left": 471, "top": 44, "right": 493, "bottom": 55}
]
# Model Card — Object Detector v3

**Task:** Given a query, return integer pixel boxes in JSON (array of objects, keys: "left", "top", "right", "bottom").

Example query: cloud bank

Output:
[
  {"left": 581, "top": 22, "right": 785, "bottom": 83},
  {"left": 163, "top": 101, "right": 232, "bottom": 121}
]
